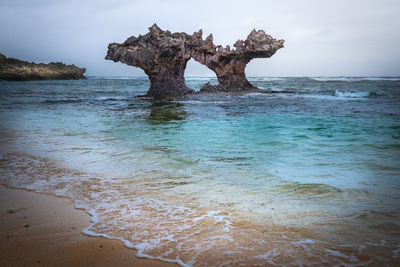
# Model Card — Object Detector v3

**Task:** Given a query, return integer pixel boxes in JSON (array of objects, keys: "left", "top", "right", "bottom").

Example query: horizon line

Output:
[{"left": 86, "top": 75, "right": 400, "bottom": 78}]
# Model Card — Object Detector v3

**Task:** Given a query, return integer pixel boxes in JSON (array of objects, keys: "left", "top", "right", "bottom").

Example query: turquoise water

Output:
[{"left": 1, "top": 77, "right": 400, "bottom": 265}]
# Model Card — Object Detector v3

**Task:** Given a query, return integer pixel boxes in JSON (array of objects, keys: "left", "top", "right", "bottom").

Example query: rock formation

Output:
[
  {"left": 191, "top": 30, "right": 284, "bottom": 92},
  {"left": 106, "top": 24, "right": 206, "bottom": 99},
  {"left": 106, "top": 24, "right": 284, "bottom": 98},
  {"left": 0, "top": 53, "right": 86, "bottom": 81}
]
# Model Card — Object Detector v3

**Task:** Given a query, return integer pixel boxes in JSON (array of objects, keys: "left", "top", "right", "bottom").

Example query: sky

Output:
[{"left": 0, "top": 0, "right": 399, "bottom": 77}]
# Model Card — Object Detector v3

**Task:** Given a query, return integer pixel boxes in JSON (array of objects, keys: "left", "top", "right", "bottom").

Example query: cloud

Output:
[{"left": 0, "top": 0, "right": 399, "bottom": 76}]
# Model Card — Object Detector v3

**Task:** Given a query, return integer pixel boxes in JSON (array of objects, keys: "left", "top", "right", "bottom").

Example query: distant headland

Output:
[
  {"left": 0, "top": 53, "right": 86, "bottom": 81},
  {"left": 106, "top": 24, "right": 285, "bottom": 99}
]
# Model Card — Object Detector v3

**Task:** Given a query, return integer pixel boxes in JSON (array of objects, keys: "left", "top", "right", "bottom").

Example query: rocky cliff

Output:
[{"left": 0, "top": 53, "right": 86, "bottom": 81}]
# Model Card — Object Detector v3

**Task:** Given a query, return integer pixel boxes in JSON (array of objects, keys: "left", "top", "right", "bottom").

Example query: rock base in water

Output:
[
  {"left": 106, "top": 24, "right": 200, "bottom": 99},
  {"left": 191, "top": 29, "right": 284, "bottom": 92},
  {"left": 106, "top": 24, "right": 285, "bottom": 99}
]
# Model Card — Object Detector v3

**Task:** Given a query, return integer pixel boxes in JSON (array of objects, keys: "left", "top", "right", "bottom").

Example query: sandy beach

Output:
[{"left": 0, "top": 185, "right": 177, "bottom": 267}]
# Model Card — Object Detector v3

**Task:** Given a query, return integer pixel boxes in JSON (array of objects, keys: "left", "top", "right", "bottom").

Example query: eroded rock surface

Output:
[
  {"left": 0, "top": 53, "right": 86, "bottom": 81},
  {"left": 191, "top": 30, "right": 284, "bottom": 92},
  {"left": 106, "top": 25, "right": 284, "bottom": 98},
  {"left": 106, "top": 24, "right": 208, "bottom": 99}
]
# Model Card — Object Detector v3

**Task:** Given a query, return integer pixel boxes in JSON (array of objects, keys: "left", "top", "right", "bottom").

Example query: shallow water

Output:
[{"left": 0, "top": 77, "right": 399, "bottom": 266}]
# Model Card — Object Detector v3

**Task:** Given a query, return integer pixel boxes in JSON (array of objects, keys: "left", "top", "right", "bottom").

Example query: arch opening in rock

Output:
[{"left": 184, "top": 58, "right": 218, "bottom": 92}]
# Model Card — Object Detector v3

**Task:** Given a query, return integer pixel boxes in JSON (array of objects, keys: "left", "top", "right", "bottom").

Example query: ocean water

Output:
[{"left": 0, "top": 77, "right": 399, "bottom": 266}]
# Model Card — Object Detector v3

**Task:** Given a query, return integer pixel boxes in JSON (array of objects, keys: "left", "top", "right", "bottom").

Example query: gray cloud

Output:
[{"left": 1, "top": 0, "right": 399, "bottom": 76}]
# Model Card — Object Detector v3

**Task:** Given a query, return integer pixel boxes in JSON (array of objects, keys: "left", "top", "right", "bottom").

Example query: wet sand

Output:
[{"left": 0, "top": 185, "right": 178, "bottom": 267}]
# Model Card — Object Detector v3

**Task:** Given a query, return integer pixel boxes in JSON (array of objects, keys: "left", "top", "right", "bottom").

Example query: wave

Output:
[
  {"left": 334, "top": 90, "right": 370, "bottom": 98},
  {"left": 185, "top": 77, "right": 217, "bottom": 80},
  {"left": 42, "top": 96, "right": 129, "bottom": 104},
  {"left": 244, "top": 92, "right": 270, "bottom": 96},
  {"left": 97, "top": 96, "right": 127, "bottom": 101},
  {"left": 41, "top": 99, "right": 84, "bottom": 104},
  {"left": 297, "top": 90, "right": 375, "bottom": 100},
  {"left": 87, "top": 76, "right": 148, "bottom": 80},
  {"left": 246, "top": 77, "right": 287, "bottom": 82},
  {"left": 359, "top": 77, "right": 400, "bottom": 81},
  {"left": 311, "top": 77, "right": 400, "bottom": 82},
  {"left": 2, "top": 153, "right": 391, "bottom": 266},
  {"left": 262, "top": 77, "right": 287, "bottom": 81},
  {"left": 274, "top": 182, "right": 343, "bottom": 198}
]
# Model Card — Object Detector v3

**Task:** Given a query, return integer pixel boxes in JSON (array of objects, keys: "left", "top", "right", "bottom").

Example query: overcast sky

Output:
[{"left": 1, "top": 0, "right": 399, "bottom": 77}]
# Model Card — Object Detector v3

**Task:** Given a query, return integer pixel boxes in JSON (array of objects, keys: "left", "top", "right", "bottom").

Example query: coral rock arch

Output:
[{"left": 106, "top": 24, "right": 284, "bottom": 99}]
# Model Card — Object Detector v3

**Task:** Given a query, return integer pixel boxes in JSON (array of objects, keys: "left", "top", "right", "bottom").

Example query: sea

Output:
[{"left": 0, "top": 76, "right": 399, "bottom": 266}]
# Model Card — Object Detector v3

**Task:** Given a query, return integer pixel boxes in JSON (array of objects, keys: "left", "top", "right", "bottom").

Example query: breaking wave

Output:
[{"left": 333, "top": 90, "right": 370, "bottom": 98}]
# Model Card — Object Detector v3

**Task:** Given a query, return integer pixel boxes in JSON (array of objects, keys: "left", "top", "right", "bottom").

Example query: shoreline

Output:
[{"left": 0, "top": 185, "right": 178, "bottom": 267}]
